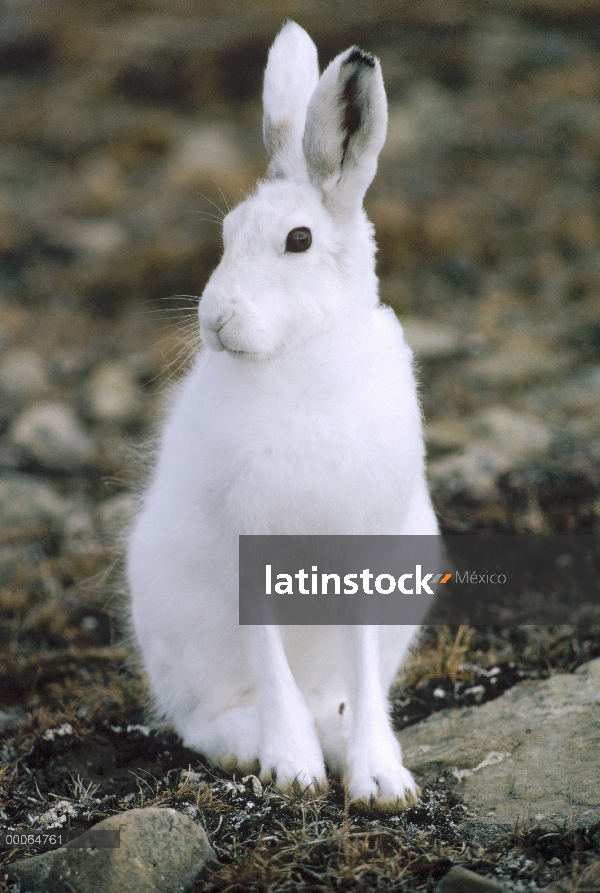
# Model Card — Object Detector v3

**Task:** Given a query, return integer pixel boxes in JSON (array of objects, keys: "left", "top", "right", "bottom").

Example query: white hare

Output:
[{"left": 127, "top": 21, "right": 438, "bottom": 807}]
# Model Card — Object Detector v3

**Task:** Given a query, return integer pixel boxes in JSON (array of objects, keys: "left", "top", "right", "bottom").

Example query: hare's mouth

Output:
[
  {"left": 226, "top": 347, "right": 250, "bottom": 357},
  {"left": 206, "top": 327, "right": 243, "bottom": 355},
  {"left": 215, "top": 330, "right": 260, "bottom": 359},
  {"left": 219, "top": 337, "right": 259, "bottom": 360},
  {"left": 217, "top": 332, "right": 246, "bottom": 356},
  {"left": 207, "top": 323, "right": 269, "bottom": 360}
]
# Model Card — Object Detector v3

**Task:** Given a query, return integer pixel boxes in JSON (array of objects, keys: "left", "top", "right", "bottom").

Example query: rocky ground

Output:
[{"left": 0, "top": 1, "right": 599, "bottom": 891}]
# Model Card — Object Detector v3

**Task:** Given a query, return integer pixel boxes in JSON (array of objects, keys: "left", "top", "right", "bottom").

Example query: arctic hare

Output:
[{"left": 128, "top": 21, "right": 438, "bottom": 807}]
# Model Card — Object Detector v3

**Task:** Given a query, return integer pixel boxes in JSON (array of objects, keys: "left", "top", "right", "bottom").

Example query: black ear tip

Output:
[{"left": 345, "top": 47, "right": 376, "bottom": 69}]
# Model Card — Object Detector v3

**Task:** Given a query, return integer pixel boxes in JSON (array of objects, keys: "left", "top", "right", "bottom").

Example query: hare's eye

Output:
[{"left": 285, "top": 227, "right": 312, "bottom": 253}]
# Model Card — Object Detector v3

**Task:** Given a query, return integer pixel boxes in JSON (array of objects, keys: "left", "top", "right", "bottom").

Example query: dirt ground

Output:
[{"left": 0, "top": 2, "right": 599, "bottom": 890}]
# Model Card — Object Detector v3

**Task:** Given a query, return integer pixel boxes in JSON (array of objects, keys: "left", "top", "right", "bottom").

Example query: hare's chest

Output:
[
  {"left": 176, "top": 345, "right": 423, "bottom": 534},
  {"left": 200, "top": 391, "right": 419, "bottom": 535}
]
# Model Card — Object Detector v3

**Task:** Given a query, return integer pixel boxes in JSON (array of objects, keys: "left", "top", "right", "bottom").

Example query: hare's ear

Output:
[
  {"left": 263, "top": 21, "right": 319, "bottom": 180},
  {"left": 303, "top": 47, "right": 387, "bottom": 216}
]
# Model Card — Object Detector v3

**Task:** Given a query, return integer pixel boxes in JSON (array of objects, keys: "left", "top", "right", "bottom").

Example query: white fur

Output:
[
  {"left": 263, "top": 20, "right": 319, "bottom": 180},
  {"left": 128, "top": 22, "right": 438, "bottom": 805}
]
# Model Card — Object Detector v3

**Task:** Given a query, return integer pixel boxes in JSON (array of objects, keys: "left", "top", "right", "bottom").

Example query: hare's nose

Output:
[{"left": 212, "top": 310, "right": 234, "bottom": 332}]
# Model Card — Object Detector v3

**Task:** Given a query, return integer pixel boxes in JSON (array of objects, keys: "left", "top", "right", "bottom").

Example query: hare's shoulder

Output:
[{"left": 372, "top": 304, "right": 412, "bottom": 353}]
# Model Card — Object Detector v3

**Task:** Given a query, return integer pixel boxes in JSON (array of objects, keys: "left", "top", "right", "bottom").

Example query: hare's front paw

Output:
[
  {"left": 347, "top": 732, "right": 419, "bottom": 809},
  {"left": 348, "top": 760, "right": 419, "bottom": 809},
  {"left": 259, "top": 722, "right": 327, "bottom": 792}
]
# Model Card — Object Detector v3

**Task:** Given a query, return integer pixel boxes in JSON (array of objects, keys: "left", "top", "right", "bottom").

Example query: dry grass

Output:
[{"left": 404, "top": 625, "right": 478, "bottom": 688}]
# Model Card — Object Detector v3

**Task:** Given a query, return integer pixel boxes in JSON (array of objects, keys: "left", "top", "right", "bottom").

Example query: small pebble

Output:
[
  {"left": 84, "top": 361, "right": 142, "bottom": 425},
  {"left": 62, "top": 509, "right": 98, "bottom": 554},
  {"left": 0, "top": 473, "right": 69, "bottom": 529},
  {"left": 470, "top": 406, "right": 551, "bottom": 459},
  {"left": 467, "top": 337, "right": 570, "bottom": 389},
  {"left": 402, "top": 318, "right": 464, "bottom": 361},
  {"left": 10, "top": 402, "right": 94, "bottom": 471},
  {"left": 0, "top": 348, "right": 48, "bottom": 402},
  {"left": 435, "top": 866, "right": 508, "bottom": 893}
]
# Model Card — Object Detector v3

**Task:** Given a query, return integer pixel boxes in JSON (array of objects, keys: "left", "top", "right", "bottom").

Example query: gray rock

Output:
[
  {"left": 7, "top": 806, "right": 216, "bottom": 893},
  {"left": 467, "top": 342, "right": 569, "bottom": 389},
  {"left": 402, "top": 318, "right": 464, "bottom": 361},
  {"left": 84, "top": 361, "right": 141, "bottom": 425},
  {"left": 401, "top": 658, "right": 600, "bottom": 830},
  {"left": 470, "top": 406, "right": 551, "bottom": 458},
  {"left": 536, "top": 364, "right": 600, "bottom": 415},
  {"left": 427, "top": 407, "right": 552, "bottom": 497},
  {"left": 0, "top": 473, "right": 69, "bottom": 530},
  {"left": 428, "top": 441, "right": 510, "bottom": 499},
  {"left": 0, "top": 706, "right": 24, "bottom": 734},
  {"left": 425, "top": 420, "right": 473, "bottom": 457},
  {"left": 515, "top": 366, "right": 600, "bottom": 455},
  {"left": 10, "top": 401, "right": 94, "bottom": 470},
  {"left": 0, "top": 348, "right": 48, "bottom": 402},
  {"left": 67, "top": 219, "right": 129, "bottom": 259},
  {"left": 435, "top": 866, "right": 507, "bottom": 893}
]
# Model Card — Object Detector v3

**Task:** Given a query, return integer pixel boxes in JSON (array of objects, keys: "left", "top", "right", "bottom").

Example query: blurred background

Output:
[
  {"left": 0, "top": 0, "right": 599, "bottom": 848},
  {"left": 0, "top": 0, "right": 600, "bottom": 876},
  {"left": 1, "top": 0, "right": 599, "bottom": 531}
]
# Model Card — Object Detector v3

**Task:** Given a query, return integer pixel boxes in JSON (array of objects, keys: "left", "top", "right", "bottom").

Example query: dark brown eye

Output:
[{"left": 285, "top": 227, "right": 312, "bottom": 253}]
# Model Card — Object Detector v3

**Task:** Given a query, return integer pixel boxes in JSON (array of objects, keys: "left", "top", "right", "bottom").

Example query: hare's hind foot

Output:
[
  {"left": 348, "top": 769, "right": 420, "bottom": 813},
  {"left": 181, "top": 705, "right": 260, "bottom": 772},
  {"left": 349, "top": 785, "right": 421, "bottom": 815},
  {"left": 217, "top": 754, "right": 261, "bottom": 775},
  {"left": 346, "top": 726, "right": 420, "bottom": 811},
  {"left": 180, "top": 703, "right": 328, "bottom": 794},
  {"left": 349, "top": 785, "right": 421, "bottom": 814},
  {"left": 257, "top": 714, "right": 328, "bottom": 794},
  {"left": 265, "top": 773, "right": 330, "bottom": 797},
  {"left": 258, "top": 741, "right": 328, "bottom": 795},
  {"left": 348, "top": 762, "right": 420, "bottom": 811}
]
